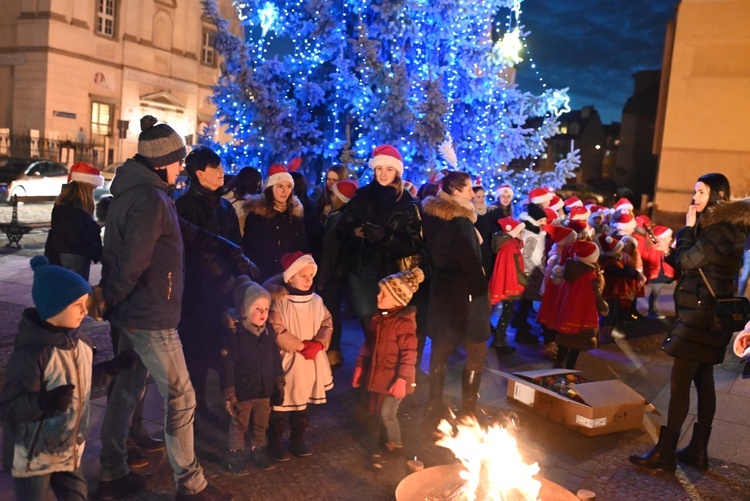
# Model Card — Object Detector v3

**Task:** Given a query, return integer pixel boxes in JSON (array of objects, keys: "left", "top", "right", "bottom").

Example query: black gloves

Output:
[
  {"left": 362, "top": 223, "right": 386, "bottom": 243},
  {"left": 92, "top": 350, "right": 139, "bottom": 386},
  {"left": 38, "top": 384, "right": 75, "bottom": 413},
  {"left": 271, "top": 377, "right": 286, "bottom": 406}
]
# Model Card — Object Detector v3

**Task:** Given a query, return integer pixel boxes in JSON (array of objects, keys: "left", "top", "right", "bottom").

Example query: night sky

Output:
[{"left": 514, "top": 0, "right": 678, "bottom": 124}]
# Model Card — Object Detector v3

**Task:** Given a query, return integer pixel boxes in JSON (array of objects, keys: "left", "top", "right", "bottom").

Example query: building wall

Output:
[
  {"left": 0, "top": 0, "right": 239, "bottom": 165},
  {"left": 654, "top": 0, "right": 750, "bottom": 220}
]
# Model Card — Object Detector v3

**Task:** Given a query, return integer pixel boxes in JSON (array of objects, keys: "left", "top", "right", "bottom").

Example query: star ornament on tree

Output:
[{"left": 549, "top": 90, "right": 571, "bottom": 117}]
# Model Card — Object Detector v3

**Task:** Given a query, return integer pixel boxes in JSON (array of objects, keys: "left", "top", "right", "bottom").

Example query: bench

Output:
[{"left": 0, "top": 195, "right": 54, "bottom": 248}]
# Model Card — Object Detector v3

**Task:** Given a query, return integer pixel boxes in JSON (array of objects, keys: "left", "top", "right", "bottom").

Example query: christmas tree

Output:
[{"left": 201, "top": 0, "right": 579, "bottom": 197}]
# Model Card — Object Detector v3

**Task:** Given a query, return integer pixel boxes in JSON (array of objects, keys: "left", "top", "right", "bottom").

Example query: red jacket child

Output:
[
  {"left": 488, "top": 217, "right": 526, "bottom": 305},
  {"left": 641, "top": 226, "right": 675, "bottom": 283},
  {"left": 537, "top": 224, "right": 577, "bottom": 328}
]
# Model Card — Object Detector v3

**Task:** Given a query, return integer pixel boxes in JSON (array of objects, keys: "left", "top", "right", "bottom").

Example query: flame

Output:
[{"left": 435, "top": 417, "right": 541, "bottom": 501}]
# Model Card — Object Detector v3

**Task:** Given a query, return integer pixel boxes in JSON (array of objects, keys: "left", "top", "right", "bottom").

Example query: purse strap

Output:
[{"left": 698, "top": 267, "right": 717, "bottom": 299}]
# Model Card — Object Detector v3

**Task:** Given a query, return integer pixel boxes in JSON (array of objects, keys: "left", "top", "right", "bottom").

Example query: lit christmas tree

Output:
[{"left": 201, "top": 0, "right": 579, "bottom": 197}]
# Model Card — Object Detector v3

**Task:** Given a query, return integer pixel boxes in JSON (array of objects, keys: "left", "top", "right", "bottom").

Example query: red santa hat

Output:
[
  {"left": 572, "top": 240, "right": 600, "bottom": 265},
  {"left": 549, "top": 195, "right": 564, "bottom": 212},
  {"left": 567, "top": 219, "right": 589, "bottom": 234},
  {"left": 497, "top": 217, "right": 524, "bottom": 239},
  {"left": 529, "top": 187, "right": 552, "bottom": 205},
  {"left": 472, "top": 176, "right": 483, "bottom": 189},
  {"left": 544, "top": 224, "right": 577, "bottom": 246},
  {"left": 331, "top": 179, "right": 358, "bottom": 204},
  {"left": 613, "top": 197, "right": 634, "bottom": 213},
  {"left": 428, "top": 170, "right": 446, "bottom": 184},
  {"left": 569, "top": 205, "right": 591, "bottom": 222},
  {"left": 281, "top": 252, "right": 318, "bottom": 283},
  {"left": 403, "top": 180, "right": 418, "bottom": 197},
  {"left": 612, "top": 212, "right": 637, "bottom": 233},
  {"left": 369, "top": 144, "right": 404, "bottom": 176},
  {"left": 265, "top": 164, "right": 294, "bottom": 189},
  {"left": 543, "top": 207, "right": 558, "bottom": 224},
  {"left": 652, "top": 225, "right": 673, "bottom": 240},
  {"left": 68, "top": 162, "right": 104, "bottom": 187},
  {"left": 496, "top": 184, "right": 514, "bottom": 199},
  {"left": 564, "top": 196, "right": 583, "bottom": 210},
  {"left": 589, "top": 205, "right": 606, "bottom": 219},
  {"left": 598, "top": 234, "right": 624, "bottom": 256},
  {"left": 635, "top": 215, "right": 652, "bottom": 229}
]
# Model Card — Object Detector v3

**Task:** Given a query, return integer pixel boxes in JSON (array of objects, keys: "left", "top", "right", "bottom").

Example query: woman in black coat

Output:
[
  {"left": 630, "top": 173, "right": 750, "bottom": 473},
  {"left": 421, "top": 171, "right": 491, "bottom": 417},
  {"left": 336, "top": 146, "right": 423, "bottom": 329}
]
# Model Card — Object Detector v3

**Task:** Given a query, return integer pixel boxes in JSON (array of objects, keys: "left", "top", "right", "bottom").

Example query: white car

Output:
[{"left": 0, "top": 158, "right": 69, "bottom": 203}]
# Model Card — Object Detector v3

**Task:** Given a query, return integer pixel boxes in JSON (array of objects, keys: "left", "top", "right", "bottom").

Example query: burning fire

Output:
[{"left": 435, "top": 417, "right": 541, "bottom": 501}]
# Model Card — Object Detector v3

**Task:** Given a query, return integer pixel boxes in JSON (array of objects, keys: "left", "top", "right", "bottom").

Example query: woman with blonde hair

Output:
[{"left": 44, "top": 162, "right": 104, "bottom": 280}]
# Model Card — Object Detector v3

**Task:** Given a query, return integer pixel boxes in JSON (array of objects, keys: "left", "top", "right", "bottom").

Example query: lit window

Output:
[
  {"left": 560, "top": 126, "right": 568, "bottom": 134},
  {"left": 202, "top": 31, "right": 215, "bottom": 66},
  {"left": 91, "top": 102, "right": 112, "bottom": 137},
  {"left": 96, "top": 0, "right": 116, "bottom": 37}
]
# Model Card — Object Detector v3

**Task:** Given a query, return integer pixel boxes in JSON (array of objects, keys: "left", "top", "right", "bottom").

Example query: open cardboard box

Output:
[{"left": 489, "top": 368, "right": 650, "bottom": 436}]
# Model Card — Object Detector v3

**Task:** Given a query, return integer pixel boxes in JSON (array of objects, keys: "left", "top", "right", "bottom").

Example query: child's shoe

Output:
[
  {"left": 251, "top": 446, "right": 276, "bottom": 471},
  {"left": 226, "top": 449, "right": 249, "bottom": 476}
]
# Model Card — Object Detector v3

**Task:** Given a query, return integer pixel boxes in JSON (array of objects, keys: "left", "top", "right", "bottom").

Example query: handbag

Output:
[{"left": 698, "top": 268, "right": 750, "bottom": 332}]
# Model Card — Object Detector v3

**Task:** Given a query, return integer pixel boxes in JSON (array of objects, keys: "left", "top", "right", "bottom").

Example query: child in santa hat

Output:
[
  {"left": 552, "top": 240, "right": 609, "bottom": 369},
  {"left": 641, "top": 225, "right": 676, "bottom": 319},
  {"left": 352, "top": 268, "right": 423, "bottom": 467},
  {"left": 598, "top": 234, "right": 641, "bottom": 341},
  {"left": 44, "top": 162, "right": 104, "bottom": 281},
  {"left": 537, "top": 224, "right": 578, "bottom": 360},
  {"left": 263, "top": 252, "right": 333, "bottom": 460},
  {"left": 620, "top": 234, "right": 647, "bottom": 321},
  {"left": 318, "top": 180, "right": 359, "bottom": 367},
  {"left": 513, "top": 203, "right": 548, "bottom": 343},
  {"left": 488, "top": 217, "right": 526, "bottom": 352}
]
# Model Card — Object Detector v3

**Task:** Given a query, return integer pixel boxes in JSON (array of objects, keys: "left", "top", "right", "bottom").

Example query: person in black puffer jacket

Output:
[{"left": 630, "top": 173, "right": 750, "bottom": 473}]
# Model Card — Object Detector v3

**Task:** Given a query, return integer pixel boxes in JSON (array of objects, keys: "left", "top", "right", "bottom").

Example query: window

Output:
[
  {"left": 96, "top": 0, "right": 116, "bottom": 37},
  {"left": 91, "top": 102, "right": 113, "bottom": 137},
  {"left": 201, "top": 31, "right": 215, "bottom": 66}
]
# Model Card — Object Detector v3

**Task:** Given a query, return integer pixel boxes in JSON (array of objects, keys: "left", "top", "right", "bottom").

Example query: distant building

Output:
[
  {"left": 653, "top": 0, "right": 750, "bottom": 223},
  {"left": 0, "top": 0, "right": 239, "bottom": 167},
  {"left": 617, "top": 70, "right": 660, "bottom": 206}
]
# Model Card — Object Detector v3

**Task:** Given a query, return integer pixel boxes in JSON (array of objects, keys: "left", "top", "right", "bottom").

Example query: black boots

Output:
[
  {"left": 289, "top": 411, "right": 312, "bottom": 457},
  {"left": 425, "top": 362, "right": 447, "bottom": 418},
  {"left": 676, "top": 423, "right": 712, "bottom": 470},
  {"left": 629, "top": 426, "right": 680, "bottom": 472},
  {"left": 267, "top": 412, "right": 291, "bottom": 462},
  {"left": 459, "top": 370, "right": 482, "bottom": 417}
]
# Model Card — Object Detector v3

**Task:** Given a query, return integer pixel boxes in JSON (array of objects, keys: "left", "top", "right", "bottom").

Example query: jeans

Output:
[
  {"left": 13, "top": 465, "right": 87, "bottom": 501},
  {"left": 99, "top": 327, "right": 206, "bottom": 495},
  {"left": 380, "top": 396, "right": 403, "bottom": 446},
  {"left": 59, "top": 252, "right": 91, "bottom": 281},
  {"left": 228, "top": 398, "right": 271, "bottom": 451}
]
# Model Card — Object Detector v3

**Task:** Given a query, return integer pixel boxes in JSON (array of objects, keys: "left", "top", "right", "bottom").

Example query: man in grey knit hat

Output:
[{"left": 97, "top": 116, "right": 234, "bottom": 500}]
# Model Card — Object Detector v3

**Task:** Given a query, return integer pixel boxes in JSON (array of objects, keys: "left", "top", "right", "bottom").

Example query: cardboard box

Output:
[{"left": 492, "top": 368, "right": 647, "bottom": 436}]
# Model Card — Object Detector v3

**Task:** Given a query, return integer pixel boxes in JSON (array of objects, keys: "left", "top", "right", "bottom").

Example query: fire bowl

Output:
[{"left": 395, "top": 464, "right": 579, "bottom": 501}]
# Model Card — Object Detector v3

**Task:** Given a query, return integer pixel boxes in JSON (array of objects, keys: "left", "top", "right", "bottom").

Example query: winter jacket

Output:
[
  {"left": 176, "top": 183, "right": 242, "bottom": 354},
  {"left": 663, "top": 200, "right": 750, "bottom": 364},
  {"left": 0, "top": 309, "right": 93, "bottom": 478},
  {"left": 475, "top": 206, "right": 505, "bottom": 278},
  {"left": 242, "top": 195, "right": 307, "bottom": 283},
  {"left": 554, "top": 260, "right": 608, "bottom": 350},
  {"left": 519, "top": 218, "right": 546, "bottom": 300},
  {"left": 421, "top": 192, "right": 491, "bottom": 345},
  {"left": 219, "top": 322, "right": 284, "bottom": 402},
  {"left": 642, "top": 242, "right": 676, "bottom": 283},
  {"left": 317, "top": 209, "right": 346, "bottom": 291},
  {"left": 44, "top": 205, "right": 102, "bottom": 265},
  {"left": 337, "top": 181, "right": 424, "bottom": 279},
  {"left": 488, "top": 233, "right": 526, "bottom": 304},
  {"left": 360, "top": 307, "right": 418, "bottom": 396}
]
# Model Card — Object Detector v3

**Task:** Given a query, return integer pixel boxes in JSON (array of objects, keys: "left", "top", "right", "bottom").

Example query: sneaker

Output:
[
  {"left": 267, "top": 445, "right": 292, "bottom": 462},
  {"left": 175, "top": 483, "right": 235, "bottom": 501},
  {"left": 289, "top": 441, "right": 312, "bottom": 457},
  {"left": 226, "top": 450, "right": 249, "bottom": 477},
  {"left": 126, "top": 442, "right": 149, "bottom": 468},
  {"left": 327, "top": 349, "right": 344, "bottom": 367},
  {"left": 97, "top": 472, "right": 146, "bottom": 500},
  {"left": 250, "top": 446, "right": 276, "bottom": 471},
  {"left": 129, "top": 427, "right": 165, "bottom": 452},
  {"left": 611, "top": 328, "right": 627, "bottom": 340},
  {"left": 647, "top": 310, "right": 666, "bottom": 320}
]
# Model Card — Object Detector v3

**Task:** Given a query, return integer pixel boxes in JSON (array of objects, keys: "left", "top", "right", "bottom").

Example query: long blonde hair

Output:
[{"left": 55, "top": 181, "right": 95, "bottom": 215}]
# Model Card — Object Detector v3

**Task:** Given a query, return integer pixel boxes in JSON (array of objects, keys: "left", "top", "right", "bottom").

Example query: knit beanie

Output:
[
  {"left": 369, "top": 145, "right": 404, "bottom": 176},
  {"left": 265, "top": 164, "right": 295, "bottom": 189},
  {"left": 233, "top": 275, "right": 271, "bottom": 315},
  {"left": 137, "top": 115, "right": 187, "bottom": 168},
  {"left": 281, "top": 252, "right": 318, "bottom": 283},
  {"left": 379, "top": 268, "right": 425, "bottom": 307},
  {"left": 30, "top": 256, "right": 92, "bottom": 320},
  {"left": 68, "top": 162, "right": 104, "bottom": 187},
  {"left": 527, "top": 203, "right": 547, "bottom": 223}
]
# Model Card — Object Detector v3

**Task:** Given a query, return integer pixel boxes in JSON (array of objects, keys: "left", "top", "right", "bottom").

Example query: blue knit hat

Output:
[{"left": 30, "top": 256, "right": 92, "bottom": 320}]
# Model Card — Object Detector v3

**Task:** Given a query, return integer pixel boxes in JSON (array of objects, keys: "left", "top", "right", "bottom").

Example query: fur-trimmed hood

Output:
[
  {"left": 243, "top": 194, "right": 304, "bottom": 219},
  {"left": 700, "top": 198, "right": 750, "bottom": 229},
  {"left": 422, "top": 191, "right": 476, "bottom": 223}
]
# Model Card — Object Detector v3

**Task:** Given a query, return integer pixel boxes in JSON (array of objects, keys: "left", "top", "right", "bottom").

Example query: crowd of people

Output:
[{"left": 2, "top": 113, "right": 750, "bottom": 500}]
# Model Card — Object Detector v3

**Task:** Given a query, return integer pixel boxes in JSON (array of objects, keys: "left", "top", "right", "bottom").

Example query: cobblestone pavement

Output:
[{"left": 1, "top": 206, "right": 750, "bottom": 500}]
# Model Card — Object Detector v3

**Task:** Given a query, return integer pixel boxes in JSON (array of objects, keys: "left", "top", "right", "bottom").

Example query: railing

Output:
[{"left": 0, "top": 133, "right": 108, "bottom": 168}]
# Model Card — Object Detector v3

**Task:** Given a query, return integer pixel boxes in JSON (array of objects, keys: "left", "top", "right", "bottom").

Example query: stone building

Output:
[{"left": 0, "top": 0, "right": 238, "bottom": 167}]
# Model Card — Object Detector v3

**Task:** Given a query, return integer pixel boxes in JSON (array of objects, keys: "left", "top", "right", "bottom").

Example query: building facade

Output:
[{"left": 0, "top": 0, "right": 239, "bottom": 167}]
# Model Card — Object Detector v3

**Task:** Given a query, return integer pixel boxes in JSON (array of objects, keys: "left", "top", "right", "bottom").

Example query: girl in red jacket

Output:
[
  {"left": 488, "top": 217, "right": 526, "bottom": 352},
  {"left": 641, "top": 226, "right": 675, "bottom": 318},
  {"left": 352, "top": 268, "right": 423, "bottom": 467}
]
